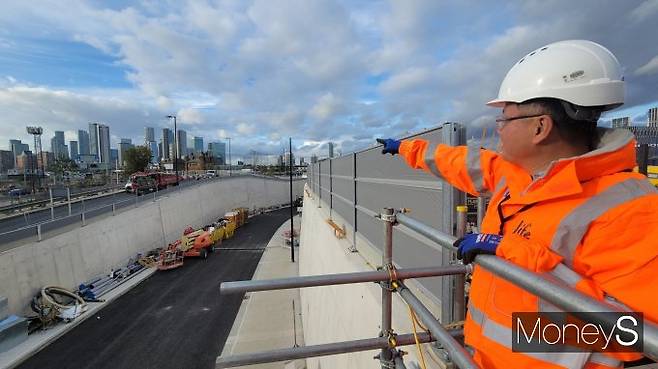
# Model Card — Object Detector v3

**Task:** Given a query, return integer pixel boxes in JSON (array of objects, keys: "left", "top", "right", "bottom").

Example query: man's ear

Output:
[{"left": 531, "top": 115, "right": 553, "bottom": 144}]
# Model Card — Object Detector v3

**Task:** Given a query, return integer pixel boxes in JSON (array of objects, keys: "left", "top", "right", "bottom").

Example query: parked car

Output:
[{"left": 8, "top": 188, "right": 30, "bottom": 197}]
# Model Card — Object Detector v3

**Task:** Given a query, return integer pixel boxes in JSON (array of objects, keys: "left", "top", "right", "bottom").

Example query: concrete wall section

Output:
[
  {"left": 0, "top": 176, "right": 304, "bottom": 316},
  {"left": 300, "top": 184, "right": 443, "bottom": 369}
]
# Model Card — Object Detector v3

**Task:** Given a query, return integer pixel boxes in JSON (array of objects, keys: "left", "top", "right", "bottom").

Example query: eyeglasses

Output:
[{"left": 495, "top": 114, "right": 545, "bottom": 130}]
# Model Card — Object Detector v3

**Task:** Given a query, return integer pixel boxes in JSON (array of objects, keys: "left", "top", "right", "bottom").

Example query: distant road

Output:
[
  {"left": 17, "top": 208, "right": 291, "bottom": 369},
  {"left": 0, "top": 174, "right": 303, "bottom": 246},
  {"left": 0, "top": 178, "right": 206, "bottom": 243}
]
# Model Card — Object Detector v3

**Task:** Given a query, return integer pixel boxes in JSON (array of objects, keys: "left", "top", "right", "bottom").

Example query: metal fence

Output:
[
  {"left": 308, "top": 122, "right": 466, "bottom": 319},
  {"left": 0, "top": 173, "right": 284, "bottom": 250}
]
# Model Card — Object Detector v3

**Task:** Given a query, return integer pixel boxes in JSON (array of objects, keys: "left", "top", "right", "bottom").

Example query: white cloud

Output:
[
  {"left": 309, "top": 93, "right": 343, "bottom": 121},
  {"left": 629, "top": 0, "right": 658, "bottom": 23},
  {"left": 380, "top": 67, "right": 435, "bottom": 95},
  {"left": 237, "top": 122, "right": 256, "bottom": 135},
  {"left": 0, "top": 0, "right": 656, "bottom": 159},
  {"left": 0, "top": 84, "right": 161, "bottom": 151},
  {"left": 177, "top": 107, "right": 204, "bottom": 125},
  {"left": 635, "top": 55, "right": 658, "bottom": 76}
]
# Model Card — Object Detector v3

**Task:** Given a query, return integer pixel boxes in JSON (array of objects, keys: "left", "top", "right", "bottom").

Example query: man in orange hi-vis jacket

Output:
[{"left": 378, "top": 40, "right": 658, "bottom": 369}]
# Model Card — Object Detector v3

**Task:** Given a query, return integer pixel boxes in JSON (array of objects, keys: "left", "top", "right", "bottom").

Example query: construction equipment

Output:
[
  {"left": 232, "top": 207, "right": 249, "bottom": 227},
  {"left": 78, "top": 255, "right": 152, "bottom": 297},
  {"left": 206, "top": 224, "right": 225, "bottom": 245},
  {"left": 158, "top": 240, "right": 185, "bottom": 270},
  {"left": 31, "top": 286, "right": 88, "bottom": 328},
  {"left": 222, "top": 218, "right": 236, "bottom": 239},
  {"left": 180, "top": 227, "right": 214, "bottom": 259}
]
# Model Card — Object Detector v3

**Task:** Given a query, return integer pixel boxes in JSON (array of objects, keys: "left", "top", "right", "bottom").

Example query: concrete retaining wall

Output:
[
  {"left": 0, "top": 176, "right": 304, "bottom": 316},
  {"left": 300, "top": 184, "right": 443, "bottom": 369}
]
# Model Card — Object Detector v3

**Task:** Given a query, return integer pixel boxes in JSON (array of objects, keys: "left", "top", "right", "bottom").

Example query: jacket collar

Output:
[{"left": 505, "top": 128, "right": 636, "bottom": 205}]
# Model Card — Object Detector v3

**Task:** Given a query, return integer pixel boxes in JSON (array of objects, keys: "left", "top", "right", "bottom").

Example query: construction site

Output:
[
  {"left": 0, "top": 121, "right": 655, "bottom": 369},
  {"left": 1, "top": 3, "right": 658, "bottom": 365}
]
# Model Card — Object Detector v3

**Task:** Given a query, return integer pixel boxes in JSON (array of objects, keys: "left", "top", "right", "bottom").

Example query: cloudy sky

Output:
[{"left": 1, "top": 0, "right": 657, "bottom": 161}]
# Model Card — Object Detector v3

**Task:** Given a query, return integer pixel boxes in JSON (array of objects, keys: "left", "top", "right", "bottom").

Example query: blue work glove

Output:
[
  {"left": 454, "top": 233, "right": 502, "bottom": 264},
  {"left": 376, "top": 138, "right": 401, "bottom": 155}
]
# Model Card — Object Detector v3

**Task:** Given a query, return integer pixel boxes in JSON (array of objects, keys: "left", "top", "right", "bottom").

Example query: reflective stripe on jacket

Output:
[{"left": 398, "top": 128, "right": 658, "bottom": 369}]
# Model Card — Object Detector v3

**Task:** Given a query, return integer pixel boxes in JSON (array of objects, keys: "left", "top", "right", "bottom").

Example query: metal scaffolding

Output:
[{"left": 217, "top": 206, "right": 658, "bottom": 368}]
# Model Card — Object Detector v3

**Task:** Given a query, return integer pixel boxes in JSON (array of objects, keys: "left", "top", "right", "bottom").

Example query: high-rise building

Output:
[
  {"left": 161, "top": 128, "right": 171, "bottom": 160},
  {"left": 0, "top": 150, "right": 14, "bottom": 173},
  {"left": 69, "top": 141, "right": 79, "bottom": 160},
  {"left": 78, "top": 130, "right": 90, "bottom": 156},
  {"left": 176, "top": 130, "right": 187, "bottom": 159},
  {"left": 89, "top": 123, "right": 111, "bottom": 163},
  {"left": 118, "top": 138, "right": 134, "bottom": 167},
  {"left": 9, "top": 139, "right": 28, "bottom": 166},
  {"left": 89, "top": 123, "right": 98, "bottom": 159},
  {"left": 649, "top": 107, "right": 658, "bottom": 128},
  {"left": 148, "top": 141, "right": 159, "bottom": 164},
  {"left": 284, "top": 152, "right": 295, "bottom": 166},
  {"left": 169, "top": 144, "right": 176, "bottom": 160},
  {"left": 612, "top": 117, "right": 630, "bottom": 129},
  {"left": 208, "top": 142, "right": 226, "bottom": 164},
  {"left": 193, "top": 136, "right": 204, "bottom": 153},
  {"left": 50, "top": 131, "right": 68, "bottom": 159},
  {"left": 328, "top": 142, "right": 334, "bottom": 158},
  {"left": 38, "top": 151, "right": 55, "bottom": 170},
  {"left": 110, "top": 149, "right": 119, "bottom": 169},
  {"left": 144, "top": 127, "right": 155, "bottom": 143},
  {"left": 16, "top": 151, "right": 35, "bottom": 174}
]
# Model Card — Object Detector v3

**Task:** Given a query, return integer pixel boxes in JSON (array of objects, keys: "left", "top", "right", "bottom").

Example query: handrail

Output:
[
  {"left": 475, "top": 254, "right": 658, "bottom": 362},
  {"left": 0, "top": 174, "right": 304, "bottom": 242},
  {"left": 217, "top": 206, "right": 476, "bottom": 368},
  {"left": 399, "top": 213, "right": 658, "bottom": 362},
  {"left": 0, "top": 185, "right": 125, "bottom": 215},
  {"left": 220, "top": 265, "right": 468, "bottom": 294},
  {"left": 396, "top": 281, "right": 478, "bottom": 369},
  {"left": 0, "top": 196, "right": 139, "bottom": 236},
  {"left": 216, "top": 331, "right": 455, "bottom": 368}
]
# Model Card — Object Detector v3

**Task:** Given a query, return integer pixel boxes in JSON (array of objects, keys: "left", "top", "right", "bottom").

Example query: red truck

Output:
[
  {"left": 148, "top": 172, "right": 180, "bottom": 189},
  {"left": 127, "top": 172, "right": 181, "bottom": 194}
]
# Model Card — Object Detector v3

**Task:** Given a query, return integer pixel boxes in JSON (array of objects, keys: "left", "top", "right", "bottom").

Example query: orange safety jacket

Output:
[{"left": 399, "top": 128, "right": 658, "bottom": 369}]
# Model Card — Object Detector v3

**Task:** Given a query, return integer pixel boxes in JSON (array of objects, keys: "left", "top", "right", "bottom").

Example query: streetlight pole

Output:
[
  {"left": 167, "top": 115, "right": 179, "bottom": 184},
  {"left": 222, "top": 137, "right": 232, "bottom": 177},
  {"left": 27, "top": 126, "right": 43, "bottom": 192},
  {"left": 289, "top": 137, "right": 295, "bottom": 263}
]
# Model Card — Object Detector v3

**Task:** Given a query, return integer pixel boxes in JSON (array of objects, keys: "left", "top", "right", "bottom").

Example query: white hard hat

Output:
[{"left": 487, "top": 40, "right": 624, "bottom": 111}]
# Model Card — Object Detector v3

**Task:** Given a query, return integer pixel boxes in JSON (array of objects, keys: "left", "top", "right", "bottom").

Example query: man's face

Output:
[{"left": 495, "top": 103, "right": 541, "bottom": 165}]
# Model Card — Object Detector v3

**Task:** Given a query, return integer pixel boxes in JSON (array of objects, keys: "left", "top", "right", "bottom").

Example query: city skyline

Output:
[
  {"left": 4, "top": 103, "right": 658, "bottom": 167},
  {"left": 1, "top": 2, "right": 657, "bottom": 159}
]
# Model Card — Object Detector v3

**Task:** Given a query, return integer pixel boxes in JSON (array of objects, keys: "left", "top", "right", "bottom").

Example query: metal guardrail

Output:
[
  {"left": 0, "top": 173, "right": 297, "bottom": 247},
  {"left": 0, "top": 184, "right": 125, "bottom": 215},
  {"left": 217, "top": 206, "right": 658, "bottom": 368},
  {"left": 218, "top": 206, "right": 476, "bottom": 368},
  {"left": 396, "top": 212, "right": 658, "bottom": 363}
]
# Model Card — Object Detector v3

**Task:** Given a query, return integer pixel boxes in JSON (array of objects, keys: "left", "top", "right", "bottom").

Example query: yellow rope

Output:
[{"left": 407, "top": 303, "right": 428, "bottom": 369}]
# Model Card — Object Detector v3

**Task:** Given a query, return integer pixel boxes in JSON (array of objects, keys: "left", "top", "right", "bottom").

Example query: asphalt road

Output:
[
  {"left": 18, "top": 207, "right": 292, "bottom": 369},
  {"left": 0, "top": 177, "right": 219, "bottom": 242}
]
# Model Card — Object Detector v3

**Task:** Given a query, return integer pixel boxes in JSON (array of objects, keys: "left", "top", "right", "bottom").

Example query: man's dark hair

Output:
[{"left": 524, "top": 98, "right": 600, "bottom": 150}]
